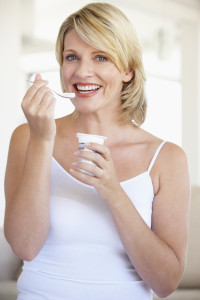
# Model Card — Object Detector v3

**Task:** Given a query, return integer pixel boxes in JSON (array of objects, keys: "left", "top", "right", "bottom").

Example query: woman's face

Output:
[{"left": 62, "top": 29, "right": 133, "bottom": 115}]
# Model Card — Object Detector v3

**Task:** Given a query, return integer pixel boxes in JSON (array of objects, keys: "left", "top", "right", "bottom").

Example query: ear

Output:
[{"left": 123, "top": 69, "right": 134, "bottom": 83}]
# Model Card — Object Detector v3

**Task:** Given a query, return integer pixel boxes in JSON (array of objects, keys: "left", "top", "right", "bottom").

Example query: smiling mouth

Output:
[{"left": 75, "top": 84, "right": 101, "bottom": 94}]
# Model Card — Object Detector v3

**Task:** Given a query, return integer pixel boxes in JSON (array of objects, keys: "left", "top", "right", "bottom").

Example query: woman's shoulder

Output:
[
  {"left": 138, "top": 126, "right": 186, "bottom": 157},
  {"left": 140, "top": 131, "right": 189, "bottom": 195},
  {"left": 12, "top": 122, "right": 30, "bottom": 136},
  {"left": 158, "top": 140, "right": 188, "bottom": 170},
  {"left": 9, "top": 123, "right": 30, "bottom": 155},
  {"left": 11, "top": 122, "right": 30, "bottom": 141},
  {"left": 136, "top": 127, "right": 188, "bottom": 172},
  {"left": 146, "top": 138, "right": 189, "bottom": 185}
]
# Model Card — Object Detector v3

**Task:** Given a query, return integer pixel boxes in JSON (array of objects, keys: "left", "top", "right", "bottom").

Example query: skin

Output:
[{"left": 4, "top": 29, "right": 190, "bottom": 298}]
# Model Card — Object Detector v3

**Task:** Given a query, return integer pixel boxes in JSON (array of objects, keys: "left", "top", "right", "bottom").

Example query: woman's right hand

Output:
[{"left": 21, "top": 73, "right": 57, "bottom": 141}]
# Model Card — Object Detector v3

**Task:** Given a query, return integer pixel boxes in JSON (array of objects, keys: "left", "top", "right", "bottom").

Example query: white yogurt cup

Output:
[{"left": 76, "top": 133, "right": 107, "bottom": 175}]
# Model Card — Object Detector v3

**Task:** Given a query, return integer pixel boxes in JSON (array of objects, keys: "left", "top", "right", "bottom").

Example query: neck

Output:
[{"left": 70, "top": 110, "right": 134, "bottom": 144}]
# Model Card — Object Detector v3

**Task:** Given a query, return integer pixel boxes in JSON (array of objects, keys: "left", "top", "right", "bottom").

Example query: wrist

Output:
[
  {"left": 101, "top": 184, "right": 126, "bottom": 208},
  {"left": 29, "top": 134, "right": 55, "bottom": 145},
  {"left": 28, "top": 135, "right": 55, "bottom": 153}
]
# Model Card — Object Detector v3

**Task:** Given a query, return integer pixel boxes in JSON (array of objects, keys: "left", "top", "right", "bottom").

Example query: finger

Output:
[
  {"left": 47, "top": 97, "right": 57, "bottom": 111},
  {"left": 31, "top": 92, "right": 56, "bottom": 119},
  {"left": 69, "top": 166, "right": 97, "bottom": 186},
  {"left": 34, "top": 73, "right": 42, "bottom": 82},
  {"left": 28, "top": 86, "right": 52, "bottom": 108},
  {"left": 22, "top": 83, "right": 49, "bottom": 113},
  {"left": 73, "top": 161, "right": 103, "bottom": 178},
  {"left": 39, "top": 91, "right": 55, "bottom": 110},
  {"left": 46, "top": 97, "right": 57, "bottom": 118},
  {"left": 77, "top": 150, "right": 105, "bottom": 168},
  {"left": 22, "top": 86, "right": 47, "bottom": 115},
  {"left": 85, "top": 143, "right": 111, "bottom": 161},
  {"left": 21, "top": 87, "right": 51, "bottom": 118}
]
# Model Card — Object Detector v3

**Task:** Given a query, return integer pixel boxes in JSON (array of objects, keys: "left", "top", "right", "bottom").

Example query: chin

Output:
[{"left": 74, "top": 103, "right": 102, "bottom": 114}]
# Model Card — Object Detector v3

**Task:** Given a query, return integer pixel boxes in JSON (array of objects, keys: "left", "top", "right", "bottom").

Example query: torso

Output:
[{"left": 53, "top": 115, "right": 162, "bottom": 195}]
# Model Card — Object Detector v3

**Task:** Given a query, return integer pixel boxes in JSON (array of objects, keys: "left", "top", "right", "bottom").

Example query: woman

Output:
[{"left": 4, "top": 2, "right": 190, "bottom": 299}]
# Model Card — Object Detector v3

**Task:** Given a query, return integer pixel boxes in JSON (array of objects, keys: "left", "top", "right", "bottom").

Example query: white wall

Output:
[
  {"left": 181, "top": 22, "right": 200, "bottom": 185},
  {"left": 0, "top": 0, "right": 24, "bottom": 228}
]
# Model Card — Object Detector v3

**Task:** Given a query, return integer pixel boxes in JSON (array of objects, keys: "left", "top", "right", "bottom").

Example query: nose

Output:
[{"left": 74, "top": 58, "right": 94, "bottom": 79}]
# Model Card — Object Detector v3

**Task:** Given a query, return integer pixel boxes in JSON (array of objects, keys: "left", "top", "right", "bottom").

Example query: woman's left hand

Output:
[{"left": 70, "top": 142, "right": 123, "bottom": 204}]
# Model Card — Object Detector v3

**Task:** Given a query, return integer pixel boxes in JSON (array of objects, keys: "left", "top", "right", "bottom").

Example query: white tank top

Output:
[{"left": 19, "top": 141, "right": 166, "bottom": 299}]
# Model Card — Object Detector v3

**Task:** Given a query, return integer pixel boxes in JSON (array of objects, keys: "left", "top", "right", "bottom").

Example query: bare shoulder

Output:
[
  {"left": 143, "top": 134, "right": 190, "bottom": 196},
  {"left": 6, "top": 123, "right": 30, "bottom": 180},
  {"left": 9, "top": 123, "right": 30, "bottom": 154},
  {"left": 152, "top": 140, "right": 190, "bottom": 201},
  {"left": 161, "top": 141, "right": 187, "bottom": 157},
  {"left": 157, "top": 141, "right": 189, "bottom": 173},
  {"left": 134, "top": 127, "right": 188, "bottom": 167},
  {"left": 11, "top": 122, "right": 30, "bottom": 141}
]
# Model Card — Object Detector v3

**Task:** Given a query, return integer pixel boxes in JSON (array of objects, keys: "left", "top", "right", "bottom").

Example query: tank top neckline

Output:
[
  {"left": 52, "top": 140, "right": 166, "bottom": 190},
  {"left": 52, "top": 156, "right": 150, "bottom": 189}
]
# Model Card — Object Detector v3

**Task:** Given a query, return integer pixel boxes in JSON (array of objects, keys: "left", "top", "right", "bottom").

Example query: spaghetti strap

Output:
[{"left": 147, "top": 141, "right": 166, "bottom": 173}]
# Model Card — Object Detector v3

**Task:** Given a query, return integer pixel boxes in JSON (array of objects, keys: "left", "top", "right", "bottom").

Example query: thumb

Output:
[{"left": 34, "top": 73, "right": 42, "bottom": 82}]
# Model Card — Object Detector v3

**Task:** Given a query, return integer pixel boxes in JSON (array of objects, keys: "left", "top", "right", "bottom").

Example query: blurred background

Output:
[{"left": 0, "top": 0, "right": 200, "bottom": 227}]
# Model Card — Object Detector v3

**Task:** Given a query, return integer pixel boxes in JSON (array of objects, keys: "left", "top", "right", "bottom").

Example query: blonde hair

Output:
[{"left": 56, "top": 2, "right": 147, "bottom": 125}]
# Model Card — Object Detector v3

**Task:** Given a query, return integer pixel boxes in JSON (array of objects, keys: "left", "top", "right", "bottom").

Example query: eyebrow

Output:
[
  {"left": 63, "top": 49, "right": 107, "bottom": 55},
  {"left": 63, "top": 49, "right": 77, "bottom": 53}
]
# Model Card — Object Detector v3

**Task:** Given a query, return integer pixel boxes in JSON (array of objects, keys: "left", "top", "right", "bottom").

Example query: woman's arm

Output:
[
  {"left": 108, "top": 144, "right": 190, "bottom": 298},
  {"left": 4, "top": 75, "right": 56, "bottom": 261},
  {"left": 70, "top": 141, "right": 190, "bottom": 298}
]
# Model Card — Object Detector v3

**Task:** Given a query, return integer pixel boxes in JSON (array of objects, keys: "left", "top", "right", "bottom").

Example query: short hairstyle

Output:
[{"left": 56, "top": 2, "right": 147, "bottom": 126}]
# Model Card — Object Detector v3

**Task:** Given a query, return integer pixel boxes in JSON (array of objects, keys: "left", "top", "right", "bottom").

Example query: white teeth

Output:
[{"left": 76, "top": 84, "right": 100, "bottom": 92}]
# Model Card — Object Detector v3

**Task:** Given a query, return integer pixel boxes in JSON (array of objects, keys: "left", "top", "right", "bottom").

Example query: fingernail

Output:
[
  {"left": 74, "top": 151, "right": 79, "bottom": 156},
  {"left": 85, "top": 143, "right": 91, "bottom": 147}
]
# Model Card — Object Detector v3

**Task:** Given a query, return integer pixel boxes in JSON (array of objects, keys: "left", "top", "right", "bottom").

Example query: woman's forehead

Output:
[{"left": 63, "top": 29, "right": 102, "bottom": 54}]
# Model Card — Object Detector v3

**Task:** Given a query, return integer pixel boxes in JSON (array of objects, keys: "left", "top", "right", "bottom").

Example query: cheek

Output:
[
  {"left": 61, "top": 68, "right": 72, "bottom": 89},
  {"left": 109, "top": 79, "right": 123, "bottom": 97},
  {"left": 103, "top": 67, "right": 124, "bottom": 90},
  {"left": 62, "top": 67, "right": 69, "bottom": 81}
]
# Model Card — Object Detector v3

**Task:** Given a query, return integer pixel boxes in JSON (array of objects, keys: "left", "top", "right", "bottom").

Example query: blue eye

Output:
[
  {"left": 96, "top": 56, "right": 107, "bottom": 62},
  {"left": 66, "top": 55, "right": 77, "bottom": 61}
]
